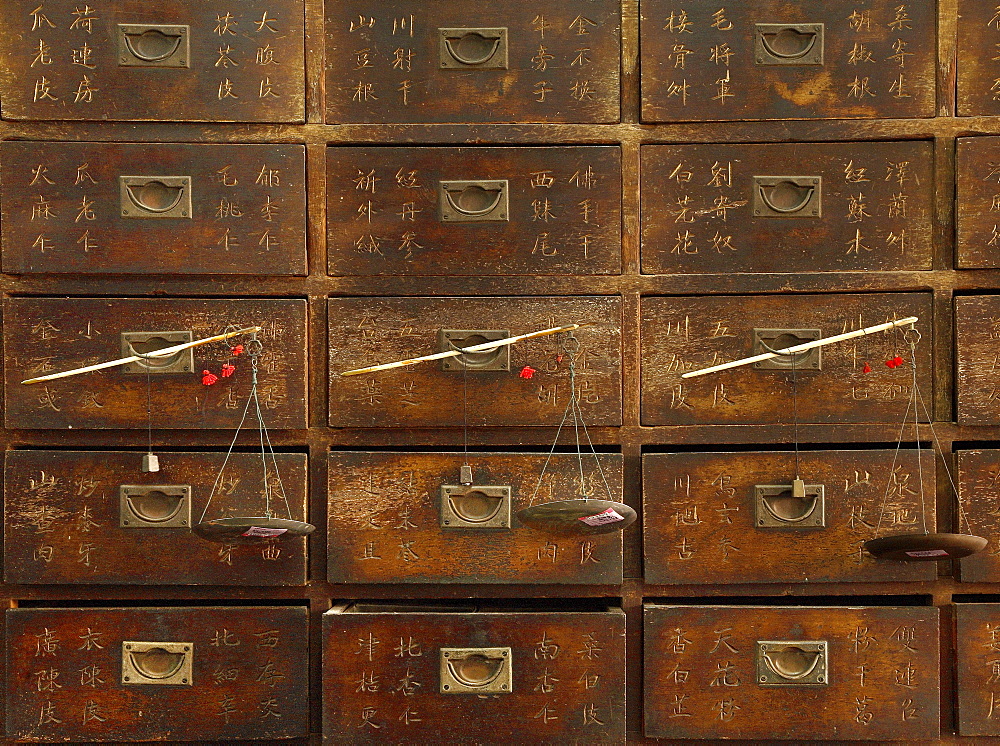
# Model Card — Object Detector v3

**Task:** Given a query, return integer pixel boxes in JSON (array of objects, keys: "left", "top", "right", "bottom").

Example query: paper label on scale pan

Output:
[
  {"left": 242, "top": 526, "right": 288, "bottom": 538},
  {"left": 905, "top": 549, "right": 949, "bottom": 558},
  {"left": 579, "top": 507, "right": 625, "bottom": 526}
]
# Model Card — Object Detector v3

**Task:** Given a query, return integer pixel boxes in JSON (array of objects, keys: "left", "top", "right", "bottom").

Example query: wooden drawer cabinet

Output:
[
  {"left": 957, "top": 0, "right": 1000, "bottom": 116},
  {"left": 0, "top": 0, "right": 305, "bottom": 122},
  {"left": 323, "top": 602, "right": 625, "bottom": 743},
  {"left": 328, "top": 451, "right": 623, "bottom": 584},
  {"left": 640, "top": 0, "right": 936, "bottom": 122},
  {"left": 643, "top": 449, "right": 936, "bottom": 585},
  {"left": 1, "top": 141, "right": 306, "bottom": 275},
  {"left": 327, "top": 146, "right": 622, "bottom": 276},
  {"left": 328, "top": 296, "right": 622, "bottom": 428},
  {"left": 3, "top": 297, "right": 308, "bottom": 430},
  {"left": 956, "top": 137, "right": 1000, "bottom": 269},
  {"left": 641, "top": 141, "right": 933, "bottom": 274},
  {"left": 957, "top": 604, "right": 1000, "bottom": 735},
  {"left": 956, "top": 296, "right": 1000, "bottom": 425},
  {"left": 640, "top": 292, "right": 933, "bottom": 425},
  {"left": 325, "top": 0, "right": 621, "bottom": 124},
  {"left": 4, "top": 450, "right": 308, "bottom": 585},
  {"left": 6, "top": 605, "right": 309, "bottom": 742},
  {"left": 956, "top": 449, "right": 1000, "bottom": 582},
  {"left": 644, "top": 603, "right": 940, "bottom": 740}
]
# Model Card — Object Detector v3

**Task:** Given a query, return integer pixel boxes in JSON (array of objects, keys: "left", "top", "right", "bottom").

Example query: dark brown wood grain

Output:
[
  {"left": 956, "top": 449, "right": 1000, "bottom": 582},
  {"left": 641, "top": 1, "right": 936, "bottom": 122},
  {"left": 956, "top": 603, "right": 1000, "bottom": 735},
  {"left": 956, "top": 137, "right": 1000, "bottom": 268},
  {"left": 641, "top": 141, "right": 934, "bottom": 273},
  {"left": 644, "top": 604, "right": 940, "bottom": 740},
  {"left": 323, "top": 604, "right": 625, "bottom": 743},
  {"left": 955, "top": 295, "right": 1000, "bottom": 426},
  {"left": 0, "top": 0, "right": 305, "bottom": 122},
  {"left": 1, "top": 141, "right": 307, "bottom": 275},
  {"left": 5, "top": 605, "right": 309, "bottom": 741},
  {"left": 327, "top": 146, "right": 622, "bottom": 276},
  {"left": 325, "top": 0, "right": 621, "bottom": 124},
  {"left": 957, "top": 0, "right": 1000, "bottom": 116}
]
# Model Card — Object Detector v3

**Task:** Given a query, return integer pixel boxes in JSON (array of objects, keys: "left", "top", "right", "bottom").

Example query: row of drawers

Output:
[
  {"left": 1, "top": 0, "right": 997, "bottom": 123},
  {"left": 4, "top": 138, "right": 1000, "bottom": 275},
  {"left": 5, "top": 602, "right": 1000, "bottom": 742},
  {"left": 6, "top": 447, "right": 1000, "bottom": 586}
]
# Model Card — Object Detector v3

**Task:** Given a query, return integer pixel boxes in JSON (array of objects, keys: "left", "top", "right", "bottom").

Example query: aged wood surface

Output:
[
  {"left": 956, "top": 136, "right": 1000, "bottom": 268},
  {"left": 957, "top": 0, "right": 1000, "bottom": 116},
  {"left": 956, "top": 449, "right": 1000, "bottom": 583},
  {"left": 956, "top": 295, "right": 1000, "bottom": 426},
  {"left": 956, "top": 603, "right": 1000, "bottom": 735}
]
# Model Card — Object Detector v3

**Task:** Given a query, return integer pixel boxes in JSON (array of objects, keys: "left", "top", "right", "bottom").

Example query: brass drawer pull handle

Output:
[
  {"left": 440, "top": 647, "right": 512, "bottom": 693},
  {"left": 120, "top": 176, "right": 192, "bottom": 219},
  {"left": 752, "top": 328, "right": 822, "bottom": 371},
  {"left": 122, "top": 641, "right": 193, "bottom": 686},
  {"left": 439, "top": 180, "right": 509, "bottom": 223},
  {"left": 755, "top": 484, "right": 825, "bottom": 528},
  {"left": 117, "top": 24, "right": 190, "bottom": 68},
  {"left": 440, "top": 485, "right": 511, "bottom": 529},
  {"left": 753, "top": 176, "right": 821, "bottom": 218},
  {"left": 121, "top": 331, "right": 194, "bottom": 375},
  {"left": 755, "top": 24, "right": 824, "bottom": 65},
  {"left": 439, "top": 28, "right": 508, "bottom": 69},
  {"left": 120, "top": 485, "right": 192, "bottom": 528},
  {"left": 757, "top": 641, "right": 827, "bottom": 685},
  {"left": 438, "top": 329, "right": 511, "bottom": 372}
]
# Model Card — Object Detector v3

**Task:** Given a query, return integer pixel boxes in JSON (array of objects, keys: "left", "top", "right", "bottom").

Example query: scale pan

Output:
[
  {"left": 516, "top": 499, "right": 637, "bottom": 535},
  {"left": 864, "top": 532, "right": 988, "bottom": 561},
  {"left": 192, "top": 517, "right": 315, "bottom": 544}
]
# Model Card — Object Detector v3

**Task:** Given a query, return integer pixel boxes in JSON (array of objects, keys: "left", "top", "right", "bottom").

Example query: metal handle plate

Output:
[
  {"left": 118, "top": 24, "right": 190, "bottom": 68},
  {"left": 439, "top": 180, "right": 509, "bottom": 223},
  {"left": 752, "top": 328, "right": 822, "bottom": 371},
  {"left": 753, "top": 176, "right": 821, "bottom": 218},
  {"left": 439, "top": 28, "right": 508, "bottom": 69},
  {"left": 440, "top": 485, "right": 511, "bottom": 529},
  {"left": 755, "top": 484, "right": 825, "bottom": 528},
  {"left": 757, "top": 641, "right": 827, "bottom": 685},
  {"left": 121, "top": 331, "right": 194, "bottom": 375},
  {"left": 120, "top": 485, "right": 192, "bottom": 528},
  {"left": 122, "top": 641, "right": 193, "bottom": 686},
  {"left": 755, "top": 24, "right": 824, "bottom": 65},
  {"left": 120, "top": 176, "right": 192, "bottom": 219},
  {"left": 439, "top": 329, "right": 511, "bottom": 372},
  {"left": 440, "top": 647, "right": 512, "bottom": 693}
]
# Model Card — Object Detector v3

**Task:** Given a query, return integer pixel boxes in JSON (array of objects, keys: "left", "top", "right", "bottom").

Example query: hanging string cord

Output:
[
  {"left": 462, "top": 355, "right": 469, "bottom": 470},
  {"left": 248, "top": 336, "right": 290, "bottom": 519},
  {"left": 756, "top": 339, "right": 801, "bottom": 479},
  {"left": 574, "top": 373, "right": 616, "bottom": 503},
  {"left": 144, "top": 355, "right": 153, "bottom": 458},
  {"left": 528, "top": 334, "right": 579, "bottom": 507},
  {"left": 907, "top": 330, "right": 929, "bottom": 535}
]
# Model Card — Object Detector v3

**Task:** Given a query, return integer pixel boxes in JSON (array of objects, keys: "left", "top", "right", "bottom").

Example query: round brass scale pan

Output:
[
  {"left": 192, "top": 517, "right": 315, "bottom": 544},
  {"left": 516, "top": 499, "right": 637, "bottom": 536},
  {"left": 864, "top": 532, "right": 988, "bottom": 561}
]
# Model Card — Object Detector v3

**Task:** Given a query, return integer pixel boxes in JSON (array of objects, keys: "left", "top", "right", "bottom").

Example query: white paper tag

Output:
[
  {"left": 905, "top": 549, "right": 949, "bottom": 558},
  {"left": 579, "top": 507, "right": 625, "bottom": 527},
  {"left": 241, "top": 526, "right": 288, "bottom": 538}
]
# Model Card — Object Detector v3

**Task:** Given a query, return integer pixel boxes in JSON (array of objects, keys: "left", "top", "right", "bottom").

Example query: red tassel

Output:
[
  {"left": 231, "top": 344, "right": 244, "bottom": 356},
  {"left": 202, "top": 370, "right": 219, "bottom": 386},
  {"left": 893, "top": 355, "right": 904, "bottom": 367},
  {"left": 886, "top": 358, "right": 898, "bottom": 369},
  {"left": 862, "top": 362, "right": 871, "bottom": 373},
  {"left": 519, "top": 365, "right": 536, "bottom": 379},
  {"left": 220, "top": 363, "right": 236, "bottom": 378}
]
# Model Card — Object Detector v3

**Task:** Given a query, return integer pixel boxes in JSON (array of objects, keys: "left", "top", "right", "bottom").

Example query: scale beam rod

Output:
[
  {"left": 680, "top": 317, "right": 918, "bottom": 379},
  {"left": 340, "top": 323, "right": 588, "bottom": 377},
  {"left": 21, "top": 326, "right": 262, "bottom": 385}
]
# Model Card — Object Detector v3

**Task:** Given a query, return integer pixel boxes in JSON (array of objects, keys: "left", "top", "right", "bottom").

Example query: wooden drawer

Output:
[
  {"left": 4, "top": 450, "right": 308, "bottom": 585},
  {"left": 325, "top": 0, "right": 621, "bottom": 124},
  {"left": 0, "top": 0, "right": 305, "bottom": 122},
  {"left": 328, "top": 296, "right": 622, "bottom": 427},
  {"left": 323, "top": 602, "right": 626, "bottom": 743},
  {"left": 956, "top": 604, "right": 1000, "bottom": 735},
  {"left": 640, "top": 292, "right": 933, "bottom": 425},
  {"left": 957, "top": 1, "right": 1000, "bottom": 116},
  {"left": 6, "top": 605, "right": 309, "bottom": 742},
  {"left": 641, "top": 141, "right": 933, "bottom": 274},
  {"left": 643, "top": 449, "right": 936, "bottom": 585},
  {"left": 1, "top": 141, "right": 306, "bottom": 275},
  {"left": 328, "top": 451, "right": 623, "bottom": 584},
  {"left": 4, "top": 297, "right": 308, "bottom": 430},
  {"left": 957, "top": 137, "right": 1000, "bottom": 268},
  {"left": 640, "top": 1, "right": 936, "bottom": 122},
  {"left": 956, "top": 449, "right": 1000, "bottom": 582},
  {"left": 327, "top": 146, "right": 622, "bottom": 276},
  {"left": 956, "top": 296, "right": 1000, "bottom": 425},
  {"left": 644, "top": 603, "right": 940, "bottom": 740}
]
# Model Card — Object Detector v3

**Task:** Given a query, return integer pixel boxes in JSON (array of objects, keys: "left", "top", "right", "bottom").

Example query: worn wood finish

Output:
[
  {"left": 3, "top": 297, "right": 308, "bottom": 430},
  {"left": 957, "top": 0, "right": 1000, "bottom": 116},
  {"left": 325, "top": 0, "right": 621, "bottom": 124},
  {"left": 644, "top": 603, "right": 940, "bottom": 740},
  {"left": 641, "top": 292, "right": 933, "bottom": 426},
  {"left": 956, "top": 603, "right": 1000, "bottom": 735},
  {"left": 5, "top": 605, "right": 309, "bottom": 741},
  {"left": 955, "top": 449, "right": 1000, "bottom": 582},
  {"left": 641, "top": 1, "right": 936, "bottom": 122},
  {"left": 327, "top": 146, "right": 622, "bottom": 276},
  {"left": 955, "top": 295, "right": 1000, "bottom": 426},
  {"left": 328, "top": 451, "right": 623, "bottom": 584},
  {"left": 4, "top": 450, "right": 308, "bottom": 585},
  {"left": 1, "top": 141, "right": 307, "bottom": 275},
  {"left": 0, "top": 0, "right": 306, "bottom": 122},
  {"left": 643, "top": 449, "right": 937, "bottom": 585},
  {"left": 323, "top": 603, "right": 626, "bottom": 743},
  {"left": 641, "top": 141, "right": 934, "bottom": 273},
  {"left": 956, "top": 136, "right": 1000, "bottom": 268},
  {"left": 328, "top": 296, "right": 622, "bottom": 427}
]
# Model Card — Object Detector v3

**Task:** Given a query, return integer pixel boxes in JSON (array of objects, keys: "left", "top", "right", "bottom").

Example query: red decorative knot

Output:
[
  {"left": 519, "top": 365, "right": 537, "bottom": 379},
  {"left": 885, "top": 356, "right": 905, "bottom": 369},
  {"left": 556, "top": 354, "right": 564, "bottom": 363},
  {"left": 231, "top": 344, "right": 244, "bottom": 356},
  {"left": 862, "top": 362, "right": 872, "bottom": 373},
  {"left": 201, "top": 370, "right": 219, "bottom": 386},
  {"left": 220, "top": 363, "right": 236, "bottom": 378}
]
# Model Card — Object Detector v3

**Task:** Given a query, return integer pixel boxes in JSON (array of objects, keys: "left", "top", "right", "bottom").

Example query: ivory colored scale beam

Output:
[{"left": 681, "top": 317, "right": 919, "bottom": 379}]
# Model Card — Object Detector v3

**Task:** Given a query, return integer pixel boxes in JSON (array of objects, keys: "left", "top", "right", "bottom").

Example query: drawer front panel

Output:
[
  {"left": 641, "top": 141, "right": 933, "bottom": 274},
  {"left": 328, "top": 451, "right": 623, "bottom": 584},
  {"left": 641, "top": 1, "right": 936, "bottom": 122},
  {"left": 0, "top": 0, "right": 305, "bottom": 122},
  {"left": 327, "top": 146, "right": 622, "bottom": 276},
  {"left": 956, "top": 296, "right": 1000, "bottom": 425},
  {"left": 323, "top": 608, "right": 626, "bottom": 742},
  {"left": 644, "top": 604, "right": 940, "bottom": 740},
  {"left": 956, "top": 449, "right": 1000, "bottom": 582},
  {"left": 957, "top": 1, "right": 1000, "bottom": 116},
  {"left": 957, "top": 137, "right": 1000, "bottom": 268},
  {"left": 643, "top": 449, "right": 936, "bottom": 584},
  {"left": 957, "top": 604, "right": 1000, "bottom": 735},
  {"left": 4, "top": 450, "right": 308, "bottom": 585},
  {"left": 1, "top": 141, "right": 306, "bottom": 275},
  {"left": 6, "top": 606, "right": 309, "bottom": 741},
  {"left": 640, "top": 293, "right": 933, "bottom": 425},
  {"left": 4, "top": 297, "right": 308, "bottom": 429},
  {"left": 329, "top": 296, "right": 622, "bottom": 427}
]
